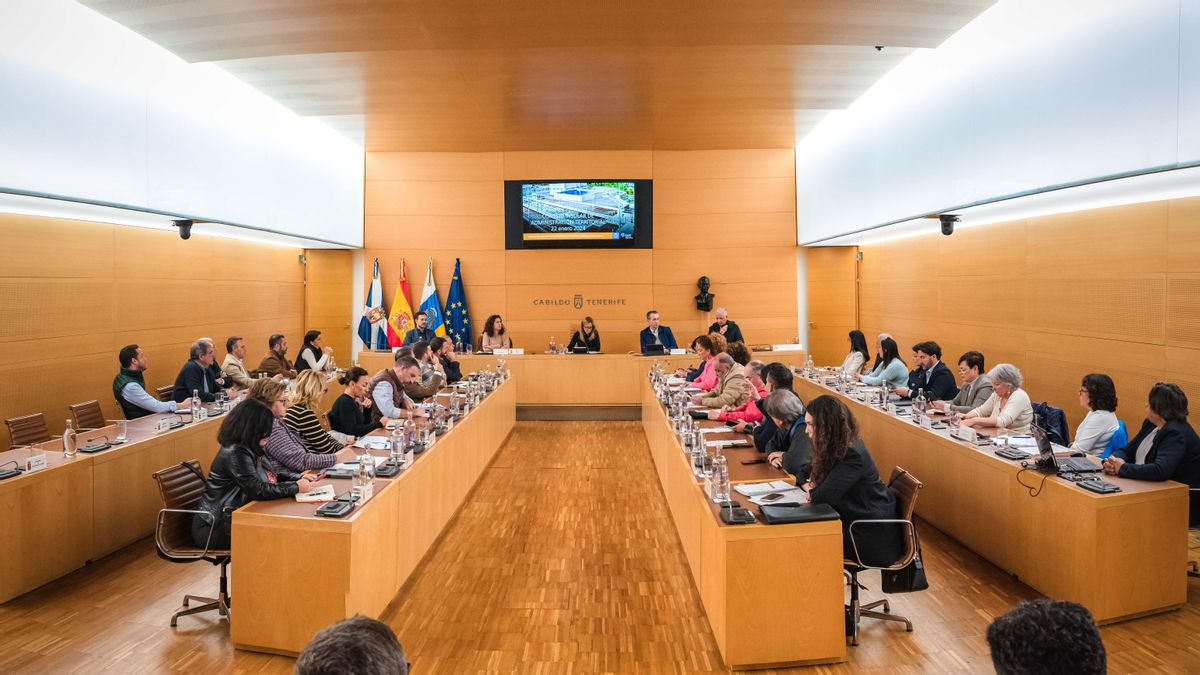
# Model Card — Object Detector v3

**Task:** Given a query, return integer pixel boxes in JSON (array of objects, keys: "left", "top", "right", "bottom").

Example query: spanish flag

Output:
[{"left": 385, "top": 259, "right": 415, "bottom": 348}]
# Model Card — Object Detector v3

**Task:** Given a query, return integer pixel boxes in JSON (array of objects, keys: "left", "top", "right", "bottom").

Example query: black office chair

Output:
[
  {"left": 152, "top": 460, "right": 230, "bottom": 627},
  {"left": 844, "top": 467, "right": 924, "bottom": 646}
]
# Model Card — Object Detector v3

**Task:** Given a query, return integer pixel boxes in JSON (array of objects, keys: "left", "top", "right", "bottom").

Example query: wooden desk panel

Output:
[
  {"left": 794, "top": 377, "right": 1187, "bottom": 623},
  {"left": 641, "top": 380, "right": 845, "bottom": 669},
  {"left": 231, "top": 378, "right": 516, "bottom": 655}
]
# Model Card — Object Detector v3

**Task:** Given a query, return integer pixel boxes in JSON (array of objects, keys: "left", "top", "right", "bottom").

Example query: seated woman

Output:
[
  {"left": 478, "top": 315, "right": 512, "bottom": 352},
  {"left": 803, "top": 395, "right": 903, "bottom": 567},
  {"left": 709, "top": 360, "right": 767, "bottom": 424},
  {"left": 1104, "top": 383, "right": 1200, "bottom": 526},
  {"left": 858, "top": 336, "right": 908, "bottom": 388},
  {"left": 284, "top": 370, "right": 347, "bottom": 454},
  {"left": 1070, "top": 374, "right": 1121, "bottom": 455},
  {"left": 294, "top": 329, "right": 333, "bottom": 373},
  {"left": 960, "top": 363, "right": 1034, "bottom": 434},
  {"left": 694, "top": 333, "right": 729, "bottom": 392},
  {"left": 763, "top": 388, "right": 812, "bottom": 481},
  {"left": 861, "top": 332, "right": 893, "bottom": 380},
  {"left": 841, "top": 330, "right": 871, "bottom": 375},
  {"left": 567, "top": 316, "right": 601, "bottom": 352},
  {"left": 677, "top": 335, "right": 716, "bottom": 385},
  {"left": 192, "top": 399, "right": 316, "bottom": 549},
  {"left": 329, "top": 366, "right": 388, "bottom": 438},
  {"left": 249, "top": 378, "right": 356, "bottom": 472}
]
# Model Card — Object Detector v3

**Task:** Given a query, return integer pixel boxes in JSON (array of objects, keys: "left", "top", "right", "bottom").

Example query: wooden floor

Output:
[{"left": 2, "top": 421, "right": 1199, "bottom": 673}]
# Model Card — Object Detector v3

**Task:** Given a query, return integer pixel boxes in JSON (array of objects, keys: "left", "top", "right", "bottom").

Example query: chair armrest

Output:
[
  {"left": 156, "top": 507, "right": 220, "bottom": 559},
  {"left": 847, "top": 518, "right": 918, "bottom": 571}
]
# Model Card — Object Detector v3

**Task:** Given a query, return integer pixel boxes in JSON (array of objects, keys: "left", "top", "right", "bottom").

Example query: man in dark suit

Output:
[
  {"left": 639, "top": 310, "right": 678, "bottom": 354},
  {"left": 431, "top": 336, "right": 462, "bottom": 384},
  {"left": 173, "top": 339, "right": 222, "bottom": 403},
  {"left": 402, "top": 310, "right": 436, "bottom": 346},
  {"left": 1104, "top": 382, "right": 1200, "bottom": 525},
  {"left": 895, "top": 340, "right": 959, "bottom": 402},
  {"left": 707, "top": 307, "right": 744, "bottom": 344}
]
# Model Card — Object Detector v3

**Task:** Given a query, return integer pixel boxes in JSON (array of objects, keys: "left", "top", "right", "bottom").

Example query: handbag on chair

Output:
[{"left": 880, "top": 528, "right": 929, "bottom": 593}]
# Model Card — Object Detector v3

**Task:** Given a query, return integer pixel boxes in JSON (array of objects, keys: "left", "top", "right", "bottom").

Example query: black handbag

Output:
[{"left": 880, "top": 528, "right": 929, "bottom": 593}]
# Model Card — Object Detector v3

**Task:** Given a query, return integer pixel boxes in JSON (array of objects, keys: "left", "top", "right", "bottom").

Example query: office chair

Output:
[
  {"left": 152, "top": 460, "right": 230, "bottom": 627},
  {"left": 844, "top": 466, "right": 924, "bottom": 646},
  {"left": 5, "top": 412, "right": 52, "bottom": 447},
  {"left": 68, "top": 400, "right": 105, "bottom": 431},
  {"left": 155, "top": 385, "right": 175, "bottom": 402}
]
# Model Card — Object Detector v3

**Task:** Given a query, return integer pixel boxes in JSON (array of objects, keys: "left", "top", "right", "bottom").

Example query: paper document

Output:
[
  {"left": 749, "top": 488, "right": 809, "bottom": 506},
  {"left": 734, "top": 480, "right": 793, "bottom": 497},
  {"left": 993, "top": 436, "right": 1037, "bottom": 448},
  {"left": 295, "top": 484, "right": 336, "bottom": 503},
  {"left": 706, "top": 439, "right": 750, "bottom": 449},
  {"left": 699, "top": 427, "right": 736, "bottom": 435},
  {"left": 354, "top": 437, "right": 392, "bottom": 450},
  {"left": 332, "top": 455, "right": 384, "bottom": 471},
  {"left": 666, "top": 377, "right": 686, "bottom": 386},
  {"left": 683, "top": 387, "right": 703, "bottom": 393},
  {"left": 685, "top": 403, "right": 706, "bottom": 410}
]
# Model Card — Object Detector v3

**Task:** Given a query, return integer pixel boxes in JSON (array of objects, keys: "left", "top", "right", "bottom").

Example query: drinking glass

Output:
[{"left": 115, "top": 420, "right": 128, "bottom": 443}]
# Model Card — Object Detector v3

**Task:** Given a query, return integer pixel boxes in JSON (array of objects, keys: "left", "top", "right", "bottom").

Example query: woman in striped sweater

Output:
[
  {"left": 248, "top": 377, "right": 354, "bottom": 473},
  {"left": 284, "top": 371, "right": 346, "bottom": 455}
]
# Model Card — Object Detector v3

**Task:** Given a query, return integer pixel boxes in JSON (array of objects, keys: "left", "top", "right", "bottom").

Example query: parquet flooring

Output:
[{"left": 1, "top": 421, "right": 1198, "bottom": 673}]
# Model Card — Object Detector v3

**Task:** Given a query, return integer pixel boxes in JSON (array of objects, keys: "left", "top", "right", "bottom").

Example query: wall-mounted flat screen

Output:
[{"left": 504, "top": 179, "right": 653, "bottom": 249}]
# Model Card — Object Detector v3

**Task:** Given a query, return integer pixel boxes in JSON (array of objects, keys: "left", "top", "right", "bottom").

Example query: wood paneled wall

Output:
[
  {"left": 304, "top": 249, "right": 353, "bottom": 360},
  {"left": 0, "top": 213, "right": 307, "bottom": 451},
  {"left": 363, "top": 150, "right": 798, "bottom": 354},
  {"left": 847, "top": 196, "right": 1200, "bottom": 435}
]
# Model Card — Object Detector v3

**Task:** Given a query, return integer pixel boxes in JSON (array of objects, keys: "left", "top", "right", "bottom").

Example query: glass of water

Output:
[{"left": 115, "top": 420, "right": 128, "bottom": 443}]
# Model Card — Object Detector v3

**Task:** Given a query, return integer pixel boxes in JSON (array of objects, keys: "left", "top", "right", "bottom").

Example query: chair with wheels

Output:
[
  {"left": 151, "top": 460, "right": 230, "bottom": 627},
  {"left": 844, "top": 466, "right": 924, "bottom": 646},
  {"left": 5, "top": 412, "right": 52, "bottom": 447}
]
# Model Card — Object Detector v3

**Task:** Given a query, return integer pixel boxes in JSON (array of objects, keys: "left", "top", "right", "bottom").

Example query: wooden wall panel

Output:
[
  {"left": 805, "top": 246, "right": 858, "bottom": 365},
  {"left": 0, "top": 213, "right": 306, "bottom": 452},
  {"left": 305, "top": 249, "right": 354, "bottom": 359},
  {"left": 363, "top": 149, "right": 799, "bottom": 354},
  {"left": 836, "top": 195, "right": 1200, "bottom": 437}
]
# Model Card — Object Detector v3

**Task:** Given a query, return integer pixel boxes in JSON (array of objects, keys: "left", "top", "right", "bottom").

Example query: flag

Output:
[
  {"left": 385, "top": 259, "right": 415, "bottom": 347},
  {"left": 357, "top": 258, "right": 388, "bottom": 350},
  {"left": 443, "top": 258, "right": 473, "bottom": 352},
  {"left": 419, "top": 258, "right": 447, "bottom": 337}
]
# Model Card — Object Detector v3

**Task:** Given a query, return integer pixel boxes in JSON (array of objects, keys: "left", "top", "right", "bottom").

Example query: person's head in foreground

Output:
[
  {"left": 986, "top": 599, "right": 1105, "bottom": 675},
  {"left": 295, "top": 615, "right": 408, "bottom": 675}
]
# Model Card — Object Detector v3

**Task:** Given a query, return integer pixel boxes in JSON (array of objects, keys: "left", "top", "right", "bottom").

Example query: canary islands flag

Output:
[
  {"left": 419, "top": 259, "right": 447, "bottom": 337},
  {"left": 385, "top": 259, "right": 415, "bottom": 348},
  {"left": 443, "top": 258, "right": 472, "bottom": 352},
  {"left": 357, "top": 258, "right": 388, "bottom": 350}
]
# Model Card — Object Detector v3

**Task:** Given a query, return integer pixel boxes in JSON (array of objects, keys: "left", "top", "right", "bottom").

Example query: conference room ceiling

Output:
[{"left": 80, "top": 0, "right": 994, "bottom": 152}]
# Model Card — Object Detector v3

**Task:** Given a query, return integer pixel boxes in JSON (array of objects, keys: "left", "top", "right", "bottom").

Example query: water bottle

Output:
[
  {"left": 404, "top": 412, "right": 417, "bottom": 452},
  {"left": 691, "top": 432, "right": 706, "bottom": 476},
  {"left": 879, "top": 382, "right": 889, "bottom": 411},
  {"left": 712, "top": 448, "right": 730, "bottom": 502},
  {"left": 62, "top": 419, "right": 77, "bottom": 458},
  {"left": 352, "top": 450, "right": 371, "bottom": 502},
  {"left": 915, "top": 388, "right": 928, "bottom": 418},
  {"left": 192, "top": 389, "right": 201, "bottom": 419},
  {"left": 390, "top": 426, "right": 404, "bottom": 466},
  {"left": 549, "top": 335, "right": 556, "bottom": 353},
  {"left": 703, "top": 449, "right": 716, "bottom": 499}
]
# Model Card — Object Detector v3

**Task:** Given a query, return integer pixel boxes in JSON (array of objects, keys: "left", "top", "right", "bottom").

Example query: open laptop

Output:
[
  {"left": 1031, "top": 425, "right": 1101, "bottom": 474},
  {"left": 642, "top": 343, "right": 666, "bottom": 355}
]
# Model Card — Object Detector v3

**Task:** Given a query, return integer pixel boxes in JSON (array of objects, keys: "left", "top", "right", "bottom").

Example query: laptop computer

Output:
[
  {"left": 643, "top": 343, "right": 666, "bottom": 355},
  {"left": 1030, "top": 425, "right": 1101, "bottom": 474}
]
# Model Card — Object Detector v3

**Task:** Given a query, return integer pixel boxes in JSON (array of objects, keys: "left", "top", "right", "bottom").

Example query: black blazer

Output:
[
  {"left": 173, "top": 360, "right": 220, "bottom": 403},
  {"left": 810, "top": 440, "right": 902, "bottom": 566},
  {"left": 776, "top": 418, "right": 813, "bottom": 482},
  {"left": 568, "top": 330, "right": 601, "bottom": 352},
  {"left": 750, "top": 399, "right": 778, "bottom": 453},
  {"left": 328, "top": 393, "right": 382, "bottom": 437},
  {"left": 440, "top": 355, "right": 463, "bottom": 384},
  {"left": 1115, "top": 419, "right": 1200, "bottom": 525},
  {"left": 903, "top": 361, "right": 959, "bottom": 402},
  {"left": 191, "top": 444, "right": 299, "bottom": 549},
  {"left": 708, "top": 320, "right": 744, "bottom": 344}
]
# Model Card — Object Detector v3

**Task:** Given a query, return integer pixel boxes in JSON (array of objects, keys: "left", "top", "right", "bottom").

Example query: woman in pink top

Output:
[{"left": 693, "top": 332, "right": 730, "bottom": 391}]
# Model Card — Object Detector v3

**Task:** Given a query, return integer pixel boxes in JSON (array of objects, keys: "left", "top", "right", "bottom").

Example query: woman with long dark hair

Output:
[
  {"left": 804, "top": 395, "right": 902, "bottom": 566},
  {"left": 479, "top": 314, "right": 512, "bottom": 352},
  {"left": 858, "top": 336, "right": 907, "bottom": 387},
  {"left": 295, "top": 329, "right": 332, "bottom": 373},
  {"left": 192, "top": 400, "right": 316, "bottom": 549},
  {"left": 840, "top": 330, "right": 871, "bottom": 375}
]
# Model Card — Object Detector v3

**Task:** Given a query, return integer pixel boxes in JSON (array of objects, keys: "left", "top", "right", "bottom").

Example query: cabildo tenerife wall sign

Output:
[{"left": 532, "top": 295, "right": 628, "bottom": 310}]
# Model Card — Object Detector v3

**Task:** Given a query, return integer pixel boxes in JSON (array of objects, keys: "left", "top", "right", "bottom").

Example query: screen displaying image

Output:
[{"left": 521, "top": 181, "right": 635, "bottom": 242}]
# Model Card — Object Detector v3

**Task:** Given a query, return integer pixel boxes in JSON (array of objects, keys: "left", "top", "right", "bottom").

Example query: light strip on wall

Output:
[{"left": 807, "top": 164, "right": 1200, "bottom": 247}]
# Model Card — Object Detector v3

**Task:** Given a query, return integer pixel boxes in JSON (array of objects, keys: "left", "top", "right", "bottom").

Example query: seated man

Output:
[
  {"left": 708, "top": 360, "right": 766, "bottom": 424},
  {"left": 690, "top": 354, "right": 748, "bottom": 409},
  {"left": 258, "top": 333, "right": 298, "bottom": 379},
  {"left": 987, "top": 599, "right": 1105, "bottom": 675},
  {"left": 367, "top": 354, "right": 423, "bottom": 421},
  {"left": 431, "top": 336, "right": 463, "bottom": 384},
  {"left": 933, "top": 351, "right": 992, "bottom": 414},
  {"left": 198, "top": 337, "right": 230, "bottom": 390},
  {"left": 113, "top": 344, "right": 191, "bottom": 419},
  {"left": 221, "top": 335, "right": 256, "bottom": 389},
  {"left": 639, "top": 310, "right": 678, "bottom": 354},
  {"left": 405, "top": 340, "right": 446, "bottom": 402},
  {"left": 402, "top": 310, "right": 437, "bottom": 347},
  {"left": 734, "top": 362, "right": 795, "bottom": 453},
  {"left": 895, "top": 340, "right": 959, "bottom": 401},
  {"left": 173, "top": 339, "right": 223, "bottom": 403},
  {"left": 707, "top": 307, "right": 744, "bottom": 344},
  {"left": 296, "top": 615, "right": 408, "bottom": 675}
]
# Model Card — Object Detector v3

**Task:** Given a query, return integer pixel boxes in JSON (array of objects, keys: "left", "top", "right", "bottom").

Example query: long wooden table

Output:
[
  {"left": 231, "top": 376, "right": 516, "bottom": 655},
  {"left": 641, "top": 379, "right": 846, "bottom": 669},
  {"left": 794, "top": 375, "right": 1188, "bottom": 624},
  {"left": 358, "top": 349, "right": 808, "bottom": 409}
]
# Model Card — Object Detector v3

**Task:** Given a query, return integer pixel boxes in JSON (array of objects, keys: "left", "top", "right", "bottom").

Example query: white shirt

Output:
[
  {"left": 840, "top": 351, "right": 865, "bottom": 375},
  {"left": 1070, "top": 409, "right": 1119, "bottom": 456},
  {"left": 1135, "top": 427, "right": 1159, "bottom": 464}
]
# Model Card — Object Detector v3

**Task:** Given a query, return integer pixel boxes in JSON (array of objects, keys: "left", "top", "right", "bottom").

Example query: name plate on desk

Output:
[
  {"left": 155, "top": 418, "right": 173, "bottom": 433},
  {"left": 771, "top": 343, "right": 805, "bottom": 351},
  {"left": 669, "top": 348, "right": 687, "bottom": 355},
  {"left": 491, "top": 348, "right": 510, "bottom": 355},
  {"left": 951, "top": 425, "right": 977, "bottom": 443},
  {"left": 25, "top": 452, "right": 47, "bottom": 473},
  {"left": 919, "top": 415, "right": 933, "bottom": 429}
]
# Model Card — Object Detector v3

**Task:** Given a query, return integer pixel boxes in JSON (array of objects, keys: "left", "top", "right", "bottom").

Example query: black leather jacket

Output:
[{"left": 192, "top": 444, "right": 300, "bottom": 549}]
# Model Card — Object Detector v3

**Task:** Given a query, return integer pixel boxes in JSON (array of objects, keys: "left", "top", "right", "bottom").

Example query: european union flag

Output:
[{"left": 443, "top": 258, "right": 473, "bottom": 352}]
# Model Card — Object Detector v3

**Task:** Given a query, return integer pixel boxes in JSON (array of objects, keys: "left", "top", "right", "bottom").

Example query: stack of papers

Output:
[
  {"left": 296, "top": 484, "right": 336, "bottom": 503},
  {"left": 700, "top": 427, "right": 736, "bottom": 435},
  {"left": 734, "top": 480, "right": 794, "bottom": 497},
  {"left": 706, "top": 438, "right": 750, "bottom": 449},
  {"left": 354, "top": 437, "right": 392, "bottom": 450}
]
